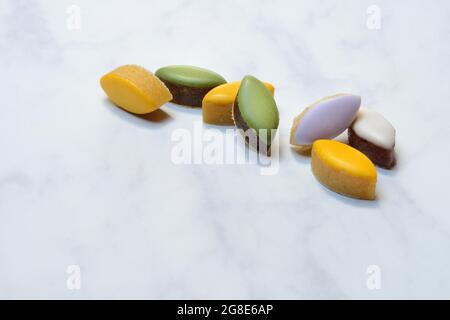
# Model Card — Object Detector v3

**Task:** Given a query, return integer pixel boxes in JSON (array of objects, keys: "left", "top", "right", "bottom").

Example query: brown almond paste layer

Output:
[
  {"left": 348, "top": 127, "right": 396, "bottom": 169},
  {"left": 232, "top": 99, "right": 271, "bottom": 154},
  {"left": 159, "top": 79, "right": 214, "bottom": 107}
]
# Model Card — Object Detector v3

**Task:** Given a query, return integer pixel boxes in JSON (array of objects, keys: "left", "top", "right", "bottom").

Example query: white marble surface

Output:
[{"left": 1, "top": 0, "right": 450, "bottom": 299}]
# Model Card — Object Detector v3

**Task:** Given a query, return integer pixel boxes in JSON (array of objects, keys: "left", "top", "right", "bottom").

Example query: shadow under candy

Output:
[
  {"left": 102, "top": 98, "right": 173, "bottom": 129},
  {"left": 202, "top": 122, "right": 235, "bottom": 133},
  {"left": 165, "top": 102, "right": 202, "bottom": 116},
  {"left": 316, "top": 182, "right": 381, "bottom": 208},
  {"left": 377, "top": 166, "right": 397, "bottom": 177},
  {"left": 290, "top": 146, "right": 312, "bottom": 165},
  {"left": 289, "top": 142, "right": 381, "bottom": 207}
]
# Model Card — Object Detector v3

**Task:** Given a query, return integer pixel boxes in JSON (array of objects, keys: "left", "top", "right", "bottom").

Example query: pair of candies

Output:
[
  {"left": 290, "top": 94, "right": 396, "bottom": 200},
  {"left": 100, "top": 65, "right": 279, "bottom": 149}
]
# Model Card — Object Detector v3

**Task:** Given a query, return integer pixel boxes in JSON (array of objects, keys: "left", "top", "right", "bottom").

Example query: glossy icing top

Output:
[
  {"left": 237, "top": 75, "right": 279, "bottom": 145},
  {"left": 313, "top": 140, "right": 377, "bottom": 181},
  {"left": 292, "top": 94, "right": 361, "bottom": 146},
  {"left": 155, "top": 65, "right": 226, "bottom": 88},
  {"left": 352, "top": 108, "right": 396, "bottom": 149}
]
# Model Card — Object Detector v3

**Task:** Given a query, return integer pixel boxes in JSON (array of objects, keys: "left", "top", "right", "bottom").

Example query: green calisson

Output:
[
  {"left": 233, "top": 75, "right": 279, "bottom": 152},
  {"left": 155, "top": 65, "right": 226, "bottom": 107}
]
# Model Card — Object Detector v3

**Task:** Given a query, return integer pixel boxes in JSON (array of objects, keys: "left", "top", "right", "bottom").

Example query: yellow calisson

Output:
[
  {"left": 311, "top": 140, "right": 377, "bottom": 200},
  {"left": 202, "top": 81, "right": 274, "bottom": 125},
  {"left": 100, "top": 65, "right": 172, "bottom": 114}
]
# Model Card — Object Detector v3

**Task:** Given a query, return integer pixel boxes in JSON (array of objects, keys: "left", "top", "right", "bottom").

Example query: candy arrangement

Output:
[
  {"left": 100, "top": 64, "right": 396, "bottom": 201},
  {"left": 289, "top": 94, "right": 396, "bottom": 200}
]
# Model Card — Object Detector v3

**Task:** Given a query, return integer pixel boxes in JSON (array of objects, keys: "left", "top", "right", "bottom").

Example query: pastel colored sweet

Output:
[
  {"left": 311, "top": 140, "right": 377, "bottom": 200},
  {"left": 233, "top": 75, "right": 279, "bottom": 151},
  {"left": 290, "top": 94, "right": 361, "bottom": 150},
  {"left": 100, "top": 65, "right": 172, "bottom": 114},
  {"left": 155, "top": 65, "right": 226, "bottom": 107},
  {"left": 202, "top": 81, "right": 275, "bottom": 125},
  {"left": 349, "top": 108, "right": 396, "bottom": 169}
]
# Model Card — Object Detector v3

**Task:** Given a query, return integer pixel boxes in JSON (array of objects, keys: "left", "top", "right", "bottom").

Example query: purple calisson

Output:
[{"left": 290, "top": 94, "right": 361, "bottom": 150}]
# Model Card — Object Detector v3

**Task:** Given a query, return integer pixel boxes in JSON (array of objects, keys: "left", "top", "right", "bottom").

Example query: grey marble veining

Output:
[{"left": 1, "top": 0, "right": 450, "bottom": 299}]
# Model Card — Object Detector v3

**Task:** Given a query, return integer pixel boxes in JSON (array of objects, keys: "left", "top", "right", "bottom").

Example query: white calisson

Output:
[{"left": 349, "top": 107, "right": 396, "bottom": 169}]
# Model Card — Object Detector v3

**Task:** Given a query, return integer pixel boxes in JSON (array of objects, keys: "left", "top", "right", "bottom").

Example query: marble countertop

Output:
[{"left": 1, "top": 0, "right": 450, "bottom": 299}]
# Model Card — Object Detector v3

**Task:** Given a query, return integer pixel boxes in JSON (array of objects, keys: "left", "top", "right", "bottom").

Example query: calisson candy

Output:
[
  {"left": 202, "top": 81, "right": 274, "bottom": 126},
  {"left": 348, "top": 108, "right": 396, "bottom": 169},
  {"left": 311, "top": 140, "right": 377, "bottom": 200},
  {"left": 233, "top": 75, "right": 279, "bottom": 153},
  {"left": 100, "top": 65, "right": 172, "bottom": 114},
  {"left": 290, "top": 94, "right": 361, "bottom": 151},
  {"left": 155, "top": 65, "right": 226, "bottom": 107}
]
